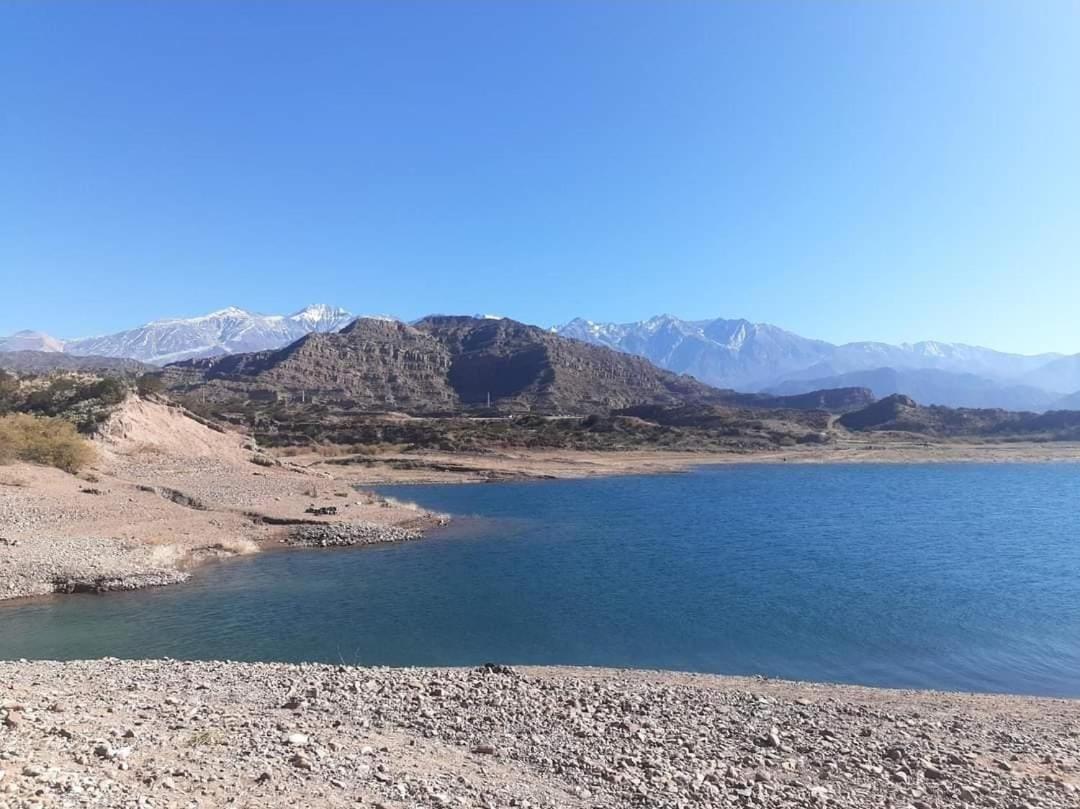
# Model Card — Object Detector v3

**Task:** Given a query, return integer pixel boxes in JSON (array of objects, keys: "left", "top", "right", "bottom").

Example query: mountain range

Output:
[
  {"left": 0, "top": 305, "right": 355, "bottom": 365},
  {"left": 555, "top": 315, "right": 1079, "bottom": 411},
  {"left": 3, "top": 306, "right": 1080, "bottom": 411}
]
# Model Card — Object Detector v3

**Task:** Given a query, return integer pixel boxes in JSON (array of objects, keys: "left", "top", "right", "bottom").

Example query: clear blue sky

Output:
[{"left": 2, "top": 2, "right": 1078, "bottom": 353}]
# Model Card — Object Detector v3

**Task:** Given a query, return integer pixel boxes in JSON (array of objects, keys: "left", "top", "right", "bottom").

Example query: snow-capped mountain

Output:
[
  {"left": 555, "top": 314, "right": 1077, "bottom": 409},
  {"left": 558, "top": 315, "right": 834, "bottom": 391},
  {"left": 63, "top": 305, "right": 356, "bottom": 365},
  {"left": 0, "top": 330, "right": 66, "bottom": 353}
]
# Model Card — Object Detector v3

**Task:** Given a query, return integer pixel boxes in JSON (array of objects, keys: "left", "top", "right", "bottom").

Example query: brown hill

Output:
[
  {"left": 413, "top": 315, "right": 719, "bottom": 412},
  {"left": 165, "top": 319, "right": 459, "bottom": 412}
]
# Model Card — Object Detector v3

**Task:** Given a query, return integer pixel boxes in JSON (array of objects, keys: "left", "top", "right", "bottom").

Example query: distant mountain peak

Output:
[
  {"left": 54, "top": 304, "right": 356, "bottom": 365},
  {"left": 290, "top": 303, "right": 351, "bottom": 319},
  {"left": 206, "top": 305, "right": 251, "bottom": 317},
  {"left": 0, "top": 330, "right": 65, "bottom": 353}
]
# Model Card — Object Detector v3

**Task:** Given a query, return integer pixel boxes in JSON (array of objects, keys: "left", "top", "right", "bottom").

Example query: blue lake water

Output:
[{"left": 2, "top": 464, "right": 1079, "bottom": 697}]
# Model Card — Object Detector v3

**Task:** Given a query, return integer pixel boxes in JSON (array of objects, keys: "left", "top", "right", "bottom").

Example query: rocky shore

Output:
[
  {"left": 1, "top": 660, "right": 1077, "bottom": 809},
  {"left": 285, "top": 522, "right": 427, "bottom": 548}
]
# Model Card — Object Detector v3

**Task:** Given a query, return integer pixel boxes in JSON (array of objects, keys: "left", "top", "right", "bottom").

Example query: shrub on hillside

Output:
[
  {"left": 0, "top": 371, "right": 17, "bottom": 414},
  {"left": 136, "top": 373, "right": 165, "bottom": 397},
  {"left": 0, "top": 413, "right": 97, "bottom": 473}
]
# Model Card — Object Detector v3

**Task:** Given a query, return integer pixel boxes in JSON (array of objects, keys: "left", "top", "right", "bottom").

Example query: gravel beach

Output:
[{"left": 1, "top": 660, "right": 1078, "bottom": 809}]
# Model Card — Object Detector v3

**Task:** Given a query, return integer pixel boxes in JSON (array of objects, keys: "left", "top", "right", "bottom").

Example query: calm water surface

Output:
[{"left": 2, "top": 464, "right": 1079, "bottom": 696}]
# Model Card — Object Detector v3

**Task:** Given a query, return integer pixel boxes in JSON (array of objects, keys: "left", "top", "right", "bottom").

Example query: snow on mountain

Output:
[
  {"left": 283, "top": 304, "right": 356, "bottom": 333},
  {"left": 0, "top": 330, "right": 65, "bottom": 353},
  {"left": 557, "top": 315, "right": 834, "bottom": 391},
  {"left": 63, "top": 305, "right": 355, "bottom": 365},
  {"left": 554, "top": 314, "right": 1073, "bottom": 409}
]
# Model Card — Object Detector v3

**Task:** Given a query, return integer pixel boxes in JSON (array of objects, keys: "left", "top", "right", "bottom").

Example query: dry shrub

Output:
[
  {"left": 0, "top": 413, "right": 97, "bottom": 473},
  {"left": 272, "top": 442, "right": 408, "bottom": 459}
]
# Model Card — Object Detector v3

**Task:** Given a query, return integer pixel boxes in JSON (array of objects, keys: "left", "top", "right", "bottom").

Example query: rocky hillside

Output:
[
  {"left": 415, "top": 315, "right": 719, "bottom": 412},
  {"left": 712, "top": 386, "right": 874, "bottom": 413},
  {"left": 166, "top": 316, "right": 724, "bottom": 415},
  {"left": 167, "top": 318, "right": 459, "bottom": 412},
  {"left": 838, "top": 394, "right": 1080, "bottom": 439}
]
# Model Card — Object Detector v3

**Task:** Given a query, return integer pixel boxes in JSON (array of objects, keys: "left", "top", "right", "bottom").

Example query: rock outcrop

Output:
[{"left": 838, "top": 393, "right": 1080, "bottom": 438}]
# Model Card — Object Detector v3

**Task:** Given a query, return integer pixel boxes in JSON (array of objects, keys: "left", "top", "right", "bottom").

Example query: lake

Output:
[{"left": 2, "top": 464, "right": 1079, "bottom": 697}]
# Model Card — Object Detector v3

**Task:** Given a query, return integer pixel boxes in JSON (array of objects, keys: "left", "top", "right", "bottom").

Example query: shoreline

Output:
[
  {"left": 5, "top": 423, "right": 1080, "bottom": 604},
  {"left": 0, "top": 398, "right": 451, "bottom": 603},
  {"left": 295, "top": 439, "right": 1080, "bottom": 488},
  {"left": 1, "top": 659, "right": 1076, "bottom": 808}
]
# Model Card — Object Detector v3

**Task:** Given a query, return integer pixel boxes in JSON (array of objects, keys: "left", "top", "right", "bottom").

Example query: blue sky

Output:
[{"left": 2, "top": 2, "right": 1078, "bottom": 353}]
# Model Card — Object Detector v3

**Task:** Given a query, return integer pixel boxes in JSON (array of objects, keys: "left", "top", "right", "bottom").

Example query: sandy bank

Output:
[
  {"left": 294, "top": 438, "right": 1080, "bottom": 485},
  {"left": 0, "top": 659, "right": 1076, "bottom": 808},
  {"left": 0, "top": 399, "right": 445, "bottom": 602}
]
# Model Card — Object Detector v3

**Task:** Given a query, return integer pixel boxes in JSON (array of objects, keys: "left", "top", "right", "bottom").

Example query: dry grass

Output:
[{"left": 0, "top": 413, "right": 97, "bottom": 473}]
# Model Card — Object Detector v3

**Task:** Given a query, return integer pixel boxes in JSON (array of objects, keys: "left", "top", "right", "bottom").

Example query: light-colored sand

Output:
[
  {"left": 0, "top": 399, "right": 444, "bottom": 601},
  {"left": 291, "top": 439, "right": 1080, "bottom": 485}
]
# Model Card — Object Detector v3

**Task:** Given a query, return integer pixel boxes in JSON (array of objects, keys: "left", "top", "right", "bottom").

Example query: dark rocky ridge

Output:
[
  {"left": 166, "top": 319, "right": 459, "bottom": 412},
  {"left": 413, "top": 315, "right": 721, "bottom": 412},
  {"left": 839, "top": 393, "right": 1080, "bottom": 439},
  {"left": 709, "top": 386, "right": 874, "bottom": 413}
]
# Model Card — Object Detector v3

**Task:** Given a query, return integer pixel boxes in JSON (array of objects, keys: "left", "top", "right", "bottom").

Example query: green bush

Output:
[
  {"left": 0, "top": 413, "right": 97, "bottom": 473},
  {"left": 136, "top": 373, "right": 165, "bottom": 397}
]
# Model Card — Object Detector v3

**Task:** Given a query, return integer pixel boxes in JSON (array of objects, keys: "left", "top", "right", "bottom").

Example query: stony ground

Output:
[{"left": 0, "top": 660, "right": 1077, "bottom": 809}]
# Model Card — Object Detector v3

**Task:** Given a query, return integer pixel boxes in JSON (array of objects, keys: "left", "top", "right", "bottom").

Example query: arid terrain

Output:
[{"left": 0, "top": 398, "right": 442, "bottom": 602}]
